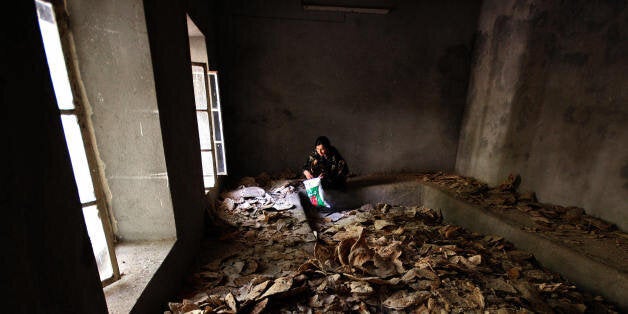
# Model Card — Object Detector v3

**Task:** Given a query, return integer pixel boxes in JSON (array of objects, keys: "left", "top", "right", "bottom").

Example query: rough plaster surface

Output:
[
  {"left": 219, "top": 0, "right": 481, "bottom": 177},
  {"left": 456, "top": 0, "right": 628, "bottom": 230},
  {"left": 68, "top": 0, "right": 176, "bottom": 240}
]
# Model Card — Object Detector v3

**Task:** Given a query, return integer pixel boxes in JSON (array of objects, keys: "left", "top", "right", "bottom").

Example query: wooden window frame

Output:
[
  {"left": 37, "top": 0, "right": 120, "bottom": 286},
  {"left": 192, "top": 62, "right": 218, "bottom": 189}
]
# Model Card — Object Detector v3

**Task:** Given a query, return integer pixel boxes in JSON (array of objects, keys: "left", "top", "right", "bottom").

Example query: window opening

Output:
[
  {"left": 188, "top": 14, "right": 227, "bottom": 190},
  {"left": 35, "top": 0, "right": 120, "bottom": 285},
  {"left": 192, "top": 63, "right": 216, "bottom": 189},
  {"left": 208, "top": 71, "right": 227, "bottom": 175}
]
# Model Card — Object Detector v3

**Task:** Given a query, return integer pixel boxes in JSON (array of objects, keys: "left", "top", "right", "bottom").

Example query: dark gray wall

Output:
[
  {"left": 219, "top": 0, "right": 482, "bottom": 177},
  {"left": 2, "top": 1, "right": 107, "bottom": 312},
  {"left": 456, "top": 0, "right": 628, "bottom": 230}
]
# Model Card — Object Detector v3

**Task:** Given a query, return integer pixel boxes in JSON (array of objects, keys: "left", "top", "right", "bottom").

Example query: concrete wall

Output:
[
  {"left": 218, "top": 0, "right": 482, "bottom": 177},
  {"left": 456, "top": 0, "right": 628, "bottom": 230},
  {"left": 190, "top": 36, "right": 209, "bottom": 65},
  {"left": 68, "top": 0, "right": 176, "bottom": 240},
  {"left": 133, "top": 1, "right": 211, "bottom": 312},
  {"left": 65, "top": 0, "right": 210, "bottom": 311},
  {"left": 2, "top": 2, "right": 107, "bottom": 312}
]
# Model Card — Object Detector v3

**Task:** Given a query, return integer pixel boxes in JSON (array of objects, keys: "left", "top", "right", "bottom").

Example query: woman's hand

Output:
[{"left": 303, "top": 170, "right": 314, "bottom": 179}]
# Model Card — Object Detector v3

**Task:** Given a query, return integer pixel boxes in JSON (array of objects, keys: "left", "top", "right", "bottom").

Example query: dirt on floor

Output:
[{"left": 167, "top": 177, "right": 619, "bottom": 313}]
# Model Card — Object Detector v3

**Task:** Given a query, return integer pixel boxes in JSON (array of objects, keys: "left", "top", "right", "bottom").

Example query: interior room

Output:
[{"left": 4, "top": 0, "right": 626, "bottom": 313}]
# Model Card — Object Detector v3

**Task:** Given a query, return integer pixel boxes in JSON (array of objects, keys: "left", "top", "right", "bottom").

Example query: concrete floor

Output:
[{"left": 104, "top": 240, "right": 175, "bottom": 314}]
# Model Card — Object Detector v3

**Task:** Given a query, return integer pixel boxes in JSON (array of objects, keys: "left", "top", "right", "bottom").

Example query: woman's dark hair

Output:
[{"left": 315, "top": 136, "right": 331, "bottom": 148}]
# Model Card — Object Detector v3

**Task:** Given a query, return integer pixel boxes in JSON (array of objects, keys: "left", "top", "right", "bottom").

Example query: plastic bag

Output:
[{"left": 303, "top": 177, "right": 330, "bottom": 207}]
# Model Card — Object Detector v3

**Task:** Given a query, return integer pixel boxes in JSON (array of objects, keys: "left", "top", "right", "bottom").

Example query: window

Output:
[
  {"left": 188, "top": 14, "right": 227, "bottom": 190},
  {"left": 192, "top": 63, "right": 216, "bottom": 188},
  {"left": 191, "top": 63, "right": 228, "bottom": 190},
  {"left": 35, "top": 0, "right": 120, "bottom": 285},
  {"left": 208, "top": 71, "right": 227, "bottom": 175}
]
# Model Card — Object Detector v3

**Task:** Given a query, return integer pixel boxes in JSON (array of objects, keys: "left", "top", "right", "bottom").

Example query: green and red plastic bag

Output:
[{"left": 303, "top": 177, "right": 330, "bottom": 207}]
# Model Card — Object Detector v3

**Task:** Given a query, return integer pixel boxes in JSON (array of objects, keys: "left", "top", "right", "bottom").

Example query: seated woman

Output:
[{"left": 303, "top": 136, "right": 348, "bottom": 190}]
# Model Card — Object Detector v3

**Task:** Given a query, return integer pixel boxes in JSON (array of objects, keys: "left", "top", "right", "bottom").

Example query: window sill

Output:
[{"left": 103, "top": 239, "right": 175, "bottom": 313}]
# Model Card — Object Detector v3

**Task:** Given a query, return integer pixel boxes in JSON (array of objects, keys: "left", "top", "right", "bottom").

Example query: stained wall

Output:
[{"left": 456, "top": 0, "right": 628, "bottom": 230}]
